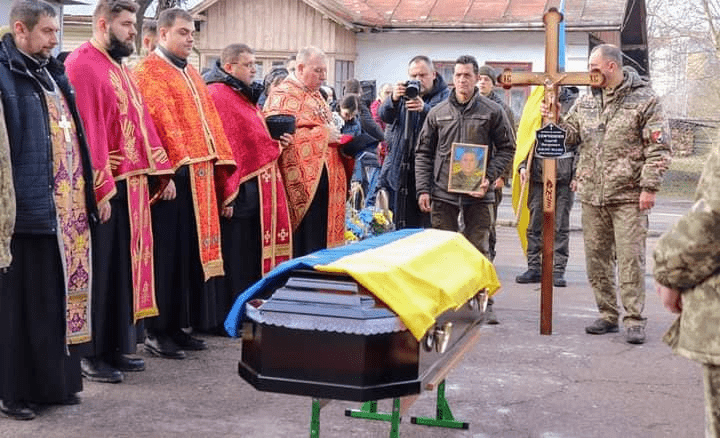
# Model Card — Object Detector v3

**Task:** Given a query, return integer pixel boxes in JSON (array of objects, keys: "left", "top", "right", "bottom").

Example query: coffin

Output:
[
  {"left": 231, "top": 229, "right": 500, "bottom": 402},
  {"left": 239, "top": 270, "right": 488, "bottom": 401}
]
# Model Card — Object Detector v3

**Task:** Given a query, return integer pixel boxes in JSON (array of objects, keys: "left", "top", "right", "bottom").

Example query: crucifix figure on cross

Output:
[{"left": 498, "top": 7, "right": 604, "bottom": 335}]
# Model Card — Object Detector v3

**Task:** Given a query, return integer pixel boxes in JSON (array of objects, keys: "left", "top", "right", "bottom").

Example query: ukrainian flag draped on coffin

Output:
[{"left": 224, "top": 229, "right": 501, "bottom": 341}]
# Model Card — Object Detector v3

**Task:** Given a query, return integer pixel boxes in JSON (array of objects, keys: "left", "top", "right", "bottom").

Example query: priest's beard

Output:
[{"left": 107, "top": 30, "right": 134, "bottom": 62}]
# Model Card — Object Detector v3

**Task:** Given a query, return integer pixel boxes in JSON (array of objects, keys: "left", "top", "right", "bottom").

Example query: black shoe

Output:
[
  {"left": 172, "top": 331, "right": 208, "bottom": 351},
  {"left": 515, "top": 270, "right": 541, "bottom": 284},
  {"left": 553, "top": 273, "right": 567, "bottom": 287},
  {"left": 109, "top": 353, "right": 145, "bottom": 372},
  {"left": 144, "top": 334, "right": 186, "bottom": 360},
  {"left": 80, "top": 357, "right": 124, "bottom": 383},
  {"left": 625, "top": 326, "right": 646, "bottom": 345},
  {"left": 61, "top": 394, "right": 81, "bottom": 406},
  {"left": 0, "top": 400, "right": 36, "bottom": 420},
  {"left": 585, "top": 318, "right": 619, "bottom": 335}
]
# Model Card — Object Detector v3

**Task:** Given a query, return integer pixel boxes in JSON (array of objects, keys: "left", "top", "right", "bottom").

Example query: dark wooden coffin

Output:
[{"left": 238, "top": 270, "right": 486, "bottom": 402}]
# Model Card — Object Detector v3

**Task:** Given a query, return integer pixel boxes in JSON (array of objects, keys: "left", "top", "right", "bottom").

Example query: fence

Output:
[{"left": 662, "top": 119, "right": 719, "bottom": 199}]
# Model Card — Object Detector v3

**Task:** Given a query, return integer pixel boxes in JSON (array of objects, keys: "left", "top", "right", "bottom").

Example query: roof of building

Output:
[
  {"left": 64, "top": 0, "right": 204, "bottom": 17},
  {"left": 190, "top": 0, "right": 629, "bottom": 32}
]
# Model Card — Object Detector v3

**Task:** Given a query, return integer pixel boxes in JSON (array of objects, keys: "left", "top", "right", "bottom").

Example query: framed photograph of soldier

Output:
[{"left": 448, "top": 143, "right": 488, "bottom": 194}]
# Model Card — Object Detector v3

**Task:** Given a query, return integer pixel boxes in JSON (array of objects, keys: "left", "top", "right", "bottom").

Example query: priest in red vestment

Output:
[
  {"left": 205, "top": 44, "right": 293, "bottom": 318},
  {"left": 264, "top": 47, "right": 345, "bottom": 257},
  {"left": 134, "top": 8, "right": 236, "bottom": 356},
  {"left": 65, "top": 0, "right": 173, "bottom": 382}
]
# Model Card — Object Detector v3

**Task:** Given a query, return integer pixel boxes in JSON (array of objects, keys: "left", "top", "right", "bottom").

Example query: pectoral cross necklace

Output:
[
  {"left": 57, "top": 111, "right": 74, "bottom": 173},
  {"left": 58, "top": 114, "right": 72, "bottom": 144}
]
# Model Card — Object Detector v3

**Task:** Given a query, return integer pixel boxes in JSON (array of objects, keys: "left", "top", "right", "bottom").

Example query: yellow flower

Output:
[{"left": 373, "top": 212, "right": 388, "bottom": 226}]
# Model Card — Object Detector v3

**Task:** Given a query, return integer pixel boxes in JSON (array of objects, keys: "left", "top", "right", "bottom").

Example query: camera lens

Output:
[{"left": 404, "top": 80, "right": 421, "bottom": 99}]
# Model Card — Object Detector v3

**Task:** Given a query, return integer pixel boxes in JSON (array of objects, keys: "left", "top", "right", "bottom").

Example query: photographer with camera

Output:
[{"left": 377, "top": 55, "right": 450, "bottom": 228}]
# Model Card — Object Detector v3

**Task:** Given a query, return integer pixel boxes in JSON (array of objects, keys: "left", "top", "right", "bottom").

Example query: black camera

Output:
[{"left": 403, "top": 79, "right": 422, "bottom": 99}]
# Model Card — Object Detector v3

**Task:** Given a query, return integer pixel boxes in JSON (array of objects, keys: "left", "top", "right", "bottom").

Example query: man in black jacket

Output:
[
  {"left": 416, "top": 55, "right": 514, "bottom": 252},
  {"left": 0, "top": 0, "right": 98, "bottom": 420},
  {"left": 377, "top": 55, "right": 450, "bottom": 228}
]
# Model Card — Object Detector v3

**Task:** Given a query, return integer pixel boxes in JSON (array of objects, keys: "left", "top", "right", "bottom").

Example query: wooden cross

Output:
[
  {"left": 498, "top": 7, "right": 604, "bottom": 335},
  {"left": 58, "top": 114, "right": 73, "bottom": 144}
]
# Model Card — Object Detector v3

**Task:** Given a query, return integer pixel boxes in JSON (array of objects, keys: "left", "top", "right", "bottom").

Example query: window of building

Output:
[
  {"left": 334, "top": 60, "right": 355, "bottom": 97},
  {"left": 434, "top": 61, "right": 455, "bottom": 85},
  {"left": 485, "top": 62, "right": 532, "bottom": 124},
  {"left": 255, "top": 59, "right": 290, "bottom": 82},
  {"left": 203, "top": 56, "right": 219, "bottom": 76}
]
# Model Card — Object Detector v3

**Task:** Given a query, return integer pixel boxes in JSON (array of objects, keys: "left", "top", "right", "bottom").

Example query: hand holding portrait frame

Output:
[{"left": 448, "top": 142, "right": 488, "bottom": 194}]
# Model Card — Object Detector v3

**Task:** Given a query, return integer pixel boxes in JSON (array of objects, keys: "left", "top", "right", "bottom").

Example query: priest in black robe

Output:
[{"left": 0, "top": 0, "right": 98, "bottom": 420}]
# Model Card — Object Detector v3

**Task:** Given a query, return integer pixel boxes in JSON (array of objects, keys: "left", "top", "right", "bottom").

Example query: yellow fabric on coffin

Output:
[{"left": 315, "top": 229, "right": 501, "bottom": 341}]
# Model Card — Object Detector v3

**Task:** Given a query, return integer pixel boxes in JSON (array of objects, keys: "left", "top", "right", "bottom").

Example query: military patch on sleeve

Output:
[{"left": 651, "top": 129, "right": 664, "bottom": 144}]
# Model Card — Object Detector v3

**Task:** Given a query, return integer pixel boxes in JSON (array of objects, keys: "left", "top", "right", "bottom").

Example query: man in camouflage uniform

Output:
[
  {"left": 654, "top": 139, "right": 720, "bottom": 436},
  {"left": 449, "top": 149, "right": 484, "bottom": 192},
  {"left": 0, "top": 75, "right": 16, "bottom": 380},
  {"left": 0, "top": 99, "right": 13, "bottom": 270},
  {"left": 552, "top": 44, "right": 670, "bottom": 344}
]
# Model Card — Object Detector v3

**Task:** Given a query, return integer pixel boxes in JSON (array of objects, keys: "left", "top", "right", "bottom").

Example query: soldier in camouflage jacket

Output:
[
  {"left": 565, "top": 70, "right": 669, "bottom": 206},
  {"left": 654, "top": 139, "right": 720, "bottom": 437},
  {"left": 0, "top": 97, "right": 13, "bottom": 269},
  {"left": 556, "top": 44, "right": 671, "bottom": 344}
]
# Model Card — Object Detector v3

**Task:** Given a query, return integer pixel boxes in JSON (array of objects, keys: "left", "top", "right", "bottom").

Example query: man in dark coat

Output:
[
  {"left": 377, "top": 55, "right": 450, "bottom": 228},
  {"left": 0, "top": 0, "right": 98, "bottom": 420}
]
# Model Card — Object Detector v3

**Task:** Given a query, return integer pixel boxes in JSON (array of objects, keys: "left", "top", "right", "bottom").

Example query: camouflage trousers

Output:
[
  {"left": 581, "top": 202, "right": 648, "bottom": 327},
  {"left": 431, "top": 199, "right": 492, "bottom": 258},
  {"left": 705, "top": 364, "right": 720, "bottom": 438}
]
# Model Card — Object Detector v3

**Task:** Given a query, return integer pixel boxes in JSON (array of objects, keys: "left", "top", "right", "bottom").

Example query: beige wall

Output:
[
  {"left": 62, "top": 18, "right": 201, "bottom": 70},
  {"left": 61, "top": 19, "right": 92, "bottom": 54},
  {"left": 193, "top": 0, "right": 356, "bottom": 84}
]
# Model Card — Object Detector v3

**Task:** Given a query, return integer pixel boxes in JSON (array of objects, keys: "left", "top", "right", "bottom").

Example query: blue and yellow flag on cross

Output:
[{"left": 511, "top": 86, "right": 545, "bottom": 254}]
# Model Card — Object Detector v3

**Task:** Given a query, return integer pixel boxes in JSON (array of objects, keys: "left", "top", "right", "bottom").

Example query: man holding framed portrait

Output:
[{"left": 415, "top": 55, "right": 515, "bottom": 257}]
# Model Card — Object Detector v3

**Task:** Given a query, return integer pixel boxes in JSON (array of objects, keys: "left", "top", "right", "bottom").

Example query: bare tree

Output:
[
  {"left": 647, "top": 0, "right": 720, "bottom": 120},
  {"left": 134, "top": 0, "right": 187, "bottom": 52}
]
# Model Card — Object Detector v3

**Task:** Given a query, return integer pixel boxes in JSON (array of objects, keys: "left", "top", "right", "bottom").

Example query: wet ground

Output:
[{"left": 0, "top": 195, "right": 704, "bottom": 437}]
